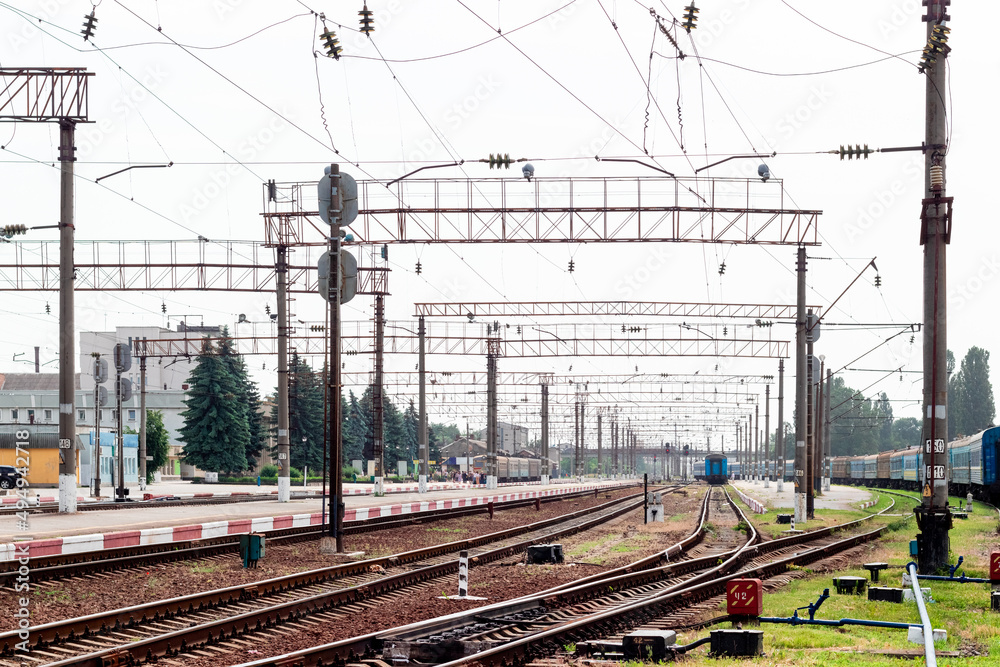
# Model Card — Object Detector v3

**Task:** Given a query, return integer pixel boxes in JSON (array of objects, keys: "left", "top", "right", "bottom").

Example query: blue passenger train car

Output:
[{"left": 704, "top": 453, "right": 728, "bottom": 484}]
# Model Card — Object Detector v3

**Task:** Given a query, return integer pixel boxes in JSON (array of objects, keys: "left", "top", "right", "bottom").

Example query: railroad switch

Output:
[
  {"left": 526, "top": 544, "right": 564, "bottom": 564},
  {"left": 832, "top": 576, "right": 867, "bottom": 595},
  {"left": 868, "top": 587, "right": 904, "bottom": 603},
  {"left": 709, "top": 629, "right": 764, "bottom": 657},
  {"left": 863, "top": 562, "right": 889, "bottom": 584},
  {"left": 623, "top": 629, "right": 677, "bottom": 660}
]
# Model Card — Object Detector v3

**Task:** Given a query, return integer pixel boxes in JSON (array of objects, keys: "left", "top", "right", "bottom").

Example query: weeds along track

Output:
[
  {"left": 0, "top": 485, "right": 680, "bottom": 667},
  {"left": 0, "top": 486, "right": 640, "bottom": 585},
  {"left": 231, "top": 486, "right": 897, "bottom": 667}
]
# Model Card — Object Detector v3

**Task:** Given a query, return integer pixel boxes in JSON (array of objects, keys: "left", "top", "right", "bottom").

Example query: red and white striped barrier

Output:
[
  {"left": 0, "top": 482, "right": 630, "bottom": 562},
  {"left": 730, "top": 485, "right": 767, "bottom": 514},
  {"left": 861, "top": 495, "right": 880, "bottom": 509}
]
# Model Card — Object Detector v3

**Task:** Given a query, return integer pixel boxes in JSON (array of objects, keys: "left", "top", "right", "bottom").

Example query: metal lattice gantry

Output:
[
  {"left": 0, "top": 68, "right": 92, "bottom": 122},
  {"left": 343, "top": 372, "right": 775, "bottom": 385},
  {"left": 414, "top": 301, "right": 821, "bottom": 319},
  {"left": 131, "top": 322, "right": 788, "bottom": 358},
  {"left": 0, "top": 240, "right": 389, "bottom": 294},
  {"left": 264, "top": 176, "right": 821, "bottom": 246}
]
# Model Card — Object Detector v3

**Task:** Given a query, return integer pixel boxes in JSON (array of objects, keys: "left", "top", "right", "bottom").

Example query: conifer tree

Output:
[{"left": 179, "top": 337, "right": 249, "bottom": 473}]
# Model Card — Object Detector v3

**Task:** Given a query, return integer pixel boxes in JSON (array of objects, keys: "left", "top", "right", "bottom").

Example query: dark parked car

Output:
[{"left": 0, "top": 465, "right": 24, "bottom": 489}]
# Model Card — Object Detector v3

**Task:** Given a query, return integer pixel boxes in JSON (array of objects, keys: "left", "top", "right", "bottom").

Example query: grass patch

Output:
[
  {"left": 42, "top": 589, "right": 70, "bottom": 602},
  {"left": 188, "top": 564, "right": 220, "bottom": 574},
  {"left": 672, "top": 494, "right": 1000, "bottom": 665}
]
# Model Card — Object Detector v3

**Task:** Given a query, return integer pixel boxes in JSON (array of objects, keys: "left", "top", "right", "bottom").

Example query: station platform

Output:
[
  {"left": 728, "top": 478, "right": 874, "bottom": 511},
  {"left": 0, "top": 479, "right": 636, "bottom": 560}
]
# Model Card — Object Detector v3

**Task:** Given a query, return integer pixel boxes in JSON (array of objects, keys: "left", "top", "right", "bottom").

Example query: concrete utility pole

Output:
[
  {"left": 139, "top": 353, "right": 147, "bottom": 491},
  {"left": 917, "top": 0, "right": 952, "bottom": 574},
  {"left": 815, "top": 356, "right": 825, "bottom": 495},
  {"left": 597, "top": 412, "right": 602, "bottom": 478},
  {"left": 573, "top": 401, "right": 580, "bottom": 479},
  {"left": 823, "top": 367, "right": 832, "bottom": 491},
  {"left": 418, "top": 316, "right": 428, "bottom": 492},
  {"left": 754, "top": 404, "right": 760, "bottom": 484},
  {"left": 540, "top": 383, "right": 549, "bottom": 484},
  {"left": 806, "top": 330, "right": 815, "bottom": 520},
  {"left": 794, "top": 246, "right": 807, "bottom": 524},
  {"left": 372, "top": 295, "right": 385, "bottom": 495},
  {"left": 736, "top": 421, "right": 741, "bottom": 479},
  {"left": 612, "top": 417, "right": 618, "bottom": 478},
  {"left": 580, "top": 401, "right": 586, "bottom": 478},
  {"left": 276, "top": 245, "right": 291, "bottom": 503},
  {"left": 58, "top": 119, "right": 77, "bottom": 513},
  {"left": 327, "top": 164, "right": 344, "bottom": 551},
  {"left": 777, "top": 359, "right": 785, "bottom": 492},
  {"left": 764, "top": 384, "right": 771, "bottom": 488},
  {"left": 486, "top": 336, "right": 499, "bottom": 490}
]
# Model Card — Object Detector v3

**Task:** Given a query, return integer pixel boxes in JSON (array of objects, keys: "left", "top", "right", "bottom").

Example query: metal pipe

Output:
[
  {"left": 907, "top": 561, "right": 938, "bottom": 667},
  {"left": 760, "top": 617, "right": 916, "bottom": 630}
]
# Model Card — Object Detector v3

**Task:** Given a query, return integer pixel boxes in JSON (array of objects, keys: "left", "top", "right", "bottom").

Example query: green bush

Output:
[
  {"left": 289, "top": 467, "right": 303, "bottom": 478},
  {"left": 260, "top": 464, "right": 279, "bottom": 477}
]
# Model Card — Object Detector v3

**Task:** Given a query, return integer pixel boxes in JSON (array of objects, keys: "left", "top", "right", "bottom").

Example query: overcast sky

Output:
[{"left": 0, "top": 1, "right": 995, "bottom": 450}]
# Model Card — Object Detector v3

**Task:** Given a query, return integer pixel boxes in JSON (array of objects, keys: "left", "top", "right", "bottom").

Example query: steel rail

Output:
[
  {"left": 233, "top": 486, "right": 896, "bottom": 667},
  {"left": 6, "top": 486, "right": 670, "bottom": 662},
  {"left": 0, "top": 486, "right": 633, "bottom": 582}
]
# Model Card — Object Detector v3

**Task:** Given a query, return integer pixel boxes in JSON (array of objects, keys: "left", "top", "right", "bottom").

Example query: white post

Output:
[{"left": 458, "top": 550, "right": 469, "bottom": 598}]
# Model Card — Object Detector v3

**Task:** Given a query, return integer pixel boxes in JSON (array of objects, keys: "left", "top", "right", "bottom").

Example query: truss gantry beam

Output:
[
  {"left": 344, "top": 372, "right": 775, "bottom": 385},
  {"left": 396, "top": 392, "right": 755, "bottom": 410},
  {"left": 414, "top": 301, "right": 820, "bottom": 319},
  {"left": 0, "top": 68, "right": 93, "bottom": 122},
  {"left": 0, "top": 241, "right": 390, "bottom": 294},
  {"left": 264, "top": 176, "right": 821, "bottom": 246},
  {"left": 383, "top": 386, "right": 757, "bottom": 403},
  {"left": 132, "top": 322, "right": 789, "bottom": 359}
]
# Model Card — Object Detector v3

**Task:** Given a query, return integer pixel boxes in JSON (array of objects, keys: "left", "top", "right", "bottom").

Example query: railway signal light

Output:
[
  {"left": 81, "top": 10, "right": 98, "bottom": 42},
  {"left": 682, "top": 3, "right": 699, "bottom": 32},
  {"left": 320, "top": 28, "right": 343, "bottom": 59},
  {"left": 359, "top": 4, "right": 375, "bottom": 35},
  {"left": 380, "top": 244, "right": 388, "bottom": 260}
]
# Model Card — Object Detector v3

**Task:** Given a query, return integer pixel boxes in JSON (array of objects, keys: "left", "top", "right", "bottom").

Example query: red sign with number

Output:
[
  {"left": 991, "top": 552, "right": 1000, "bottom": 581},
  {"left": 726, "top": 578, "right": 763, "bottom": 616}
]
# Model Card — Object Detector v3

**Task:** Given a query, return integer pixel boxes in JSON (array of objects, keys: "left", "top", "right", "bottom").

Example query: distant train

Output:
[
  {"left": 829, "top": 427, "right": 1000, "bottom": 501},
  {"left": 705, "top": 426, "right": 1000, "bottom": 503},
  {"left": 693, "top": 453, "right": 729, "bottom": 484},
  {"left": 472, "top": 455, "right": 543, "bottom": 482}
]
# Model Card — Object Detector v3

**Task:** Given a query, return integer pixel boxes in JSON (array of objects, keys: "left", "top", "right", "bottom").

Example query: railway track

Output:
[
  {"left": 231, "top": 485, "right": 898, "bottom": 667},
  {"left": 0, "top": 486, "right": 636, "bottom": 585},
  {"left": 0, "top": 492, "right": 327, "bottom": 516},
  {"left": 0, "top": 485, "right": 677, "bottom": 666}
]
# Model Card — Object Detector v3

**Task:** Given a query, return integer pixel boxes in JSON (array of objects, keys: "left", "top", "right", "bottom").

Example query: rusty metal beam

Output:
[
  {"left": 343, "top": 372, "right": 775, "bottom": 385},
  {"left": 0, "top": 68, "right": 93, "bottom": 122},
  {"left": 264, "top": 176, "right": 821, "bottom": 246},
  {"left": 414, "top": 301, "right": 819, "bottom": 319},
  {"left": 0, "top": 240, "right": 388, "bottom": 293}
]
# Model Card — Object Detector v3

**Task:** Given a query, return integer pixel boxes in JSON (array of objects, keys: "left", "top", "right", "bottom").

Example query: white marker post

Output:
[{"left": 441, "top": 550, "right": 486, "bottom": 601}]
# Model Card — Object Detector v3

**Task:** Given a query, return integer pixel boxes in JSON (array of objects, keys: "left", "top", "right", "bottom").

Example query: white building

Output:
[
  {"left": 478, "top": 421, "right": 530, "bottom": 454},
  {"left": 78, "top": 324, "right": 224, "bottom": 479}
]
